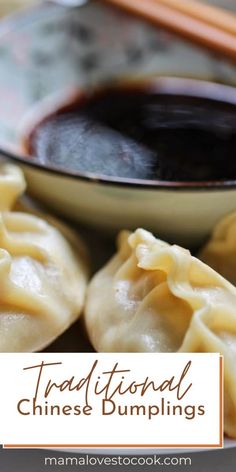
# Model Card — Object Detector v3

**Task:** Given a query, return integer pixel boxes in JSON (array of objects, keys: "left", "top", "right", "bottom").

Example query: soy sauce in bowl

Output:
[{"left": 22, "top": 79, "right": 236, "bottom": 182}]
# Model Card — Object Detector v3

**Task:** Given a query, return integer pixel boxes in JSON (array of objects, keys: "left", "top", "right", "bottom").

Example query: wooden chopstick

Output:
[
  {"left": 157, "top": 0, "right": 236, "bottom": 36},
  {"left": 103, "top": 0, "right": 236, "bottom": 62}
]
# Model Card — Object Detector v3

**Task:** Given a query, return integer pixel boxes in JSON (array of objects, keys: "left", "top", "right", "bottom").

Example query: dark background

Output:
[{"left": 0, "top": 447, "right": 235, "bottom": 471}]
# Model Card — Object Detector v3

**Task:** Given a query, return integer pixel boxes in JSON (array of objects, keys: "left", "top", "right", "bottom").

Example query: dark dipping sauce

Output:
[{"left": 24, "top": 81, "right": 236, "bottom": 182}]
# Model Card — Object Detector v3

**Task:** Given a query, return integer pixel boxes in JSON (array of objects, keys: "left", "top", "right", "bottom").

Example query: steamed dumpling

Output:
[
  {"left": 199, "top": 212, "right": 236, "bottom": 285},
  {"left": 0, "top": 164, "right": 26, "bottom": 210},
  {"left": 85, "top": 228, "right": 236, "bottom": 438},
  {"left": 0, "top": 211, "right": 88, "bottom": 352}
]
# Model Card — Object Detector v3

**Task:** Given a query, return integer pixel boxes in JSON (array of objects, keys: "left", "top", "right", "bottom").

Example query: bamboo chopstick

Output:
[
  {"left": 104, "top": 0, "right": 236, "bottom": 62},
  {"left": 157, "top": 0, "right": 236, "bottom": 36}
]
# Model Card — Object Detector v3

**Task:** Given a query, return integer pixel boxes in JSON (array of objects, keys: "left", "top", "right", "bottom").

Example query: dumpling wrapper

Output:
[
  {"left": 199, "top": 212, "right": 236, "bottom": 286},
  {"left": 0, "top": 211, "right": 89, "bottom": 352},
  {"left": 0, "top": 164, "right": 26, "bottom": 210},
  {"left": 85, "top": 228, "right": 236, "bottom": 439}
]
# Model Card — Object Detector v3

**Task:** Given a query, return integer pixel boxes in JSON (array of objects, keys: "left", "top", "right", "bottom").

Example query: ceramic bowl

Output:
[{"left": 0, "top": 0, "right": 236, "bottom": 246}]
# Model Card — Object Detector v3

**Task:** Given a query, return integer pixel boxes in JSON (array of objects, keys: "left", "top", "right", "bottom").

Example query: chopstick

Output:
[
  {"left": 103, "top": 0, "right": 236, "bottom": 62},
  {"left": 157, "top": 0, "right": 236, "bottom": 36}
]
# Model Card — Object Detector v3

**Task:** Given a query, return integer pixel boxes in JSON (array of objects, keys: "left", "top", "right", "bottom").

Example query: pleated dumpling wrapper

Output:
[
  {"left": 199, "top": 212, "right": 236, "bottom": 286},
  {"left": 0, "top": 211, "right": 89, "bottom": 352},
  {"left": 0, "top": 164, "right": 26, "bottom": 210},
  {"left": 85, "top": 228, "right": 236, "bottom": 438}
]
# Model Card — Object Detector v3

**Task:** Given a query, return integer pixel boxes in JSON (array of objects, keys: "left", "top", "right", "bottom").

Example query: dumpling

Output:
[
  {"left": 0, "top": 211, "right": 89, "bottom": 352},
  {"left": 0, "top": 163, "right": 26, "bottom": 210},
  {"left": 199, "top": 212, "right": 236, "bottom": 286},
  {"left": 0, "top": 162, "right": 89, "bottom": 351},
  {"left": 85, "top": 228, "right": 236, "bottom": 438}
]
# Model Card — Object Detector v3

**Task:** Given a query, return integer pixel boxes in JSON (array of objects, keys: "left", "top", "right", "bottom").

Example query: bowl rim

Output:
[{"left": 1, "top": 3, "right": 236, "bottom": 191}]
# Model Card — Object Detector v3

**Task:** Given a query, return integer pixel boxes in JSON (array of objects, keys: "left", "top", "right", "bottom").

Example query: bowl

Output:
[{"left": 0, "top": 0, "right": 236, "bottom": 246}]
